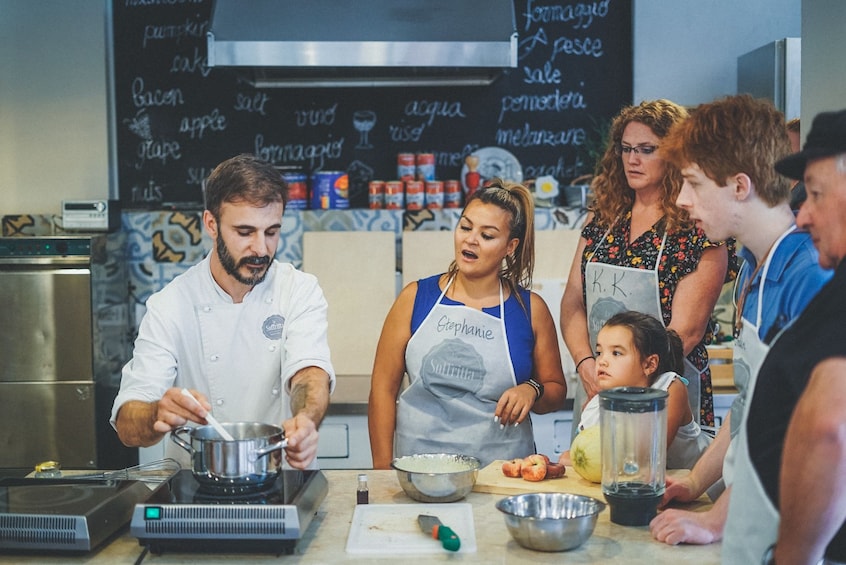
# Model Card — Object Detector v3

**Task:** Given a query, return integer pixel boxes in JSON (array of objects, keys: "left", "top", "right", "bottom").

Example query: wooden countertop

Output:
[{"left": 0, "top": 469, "right": 721, "bottom": 564}]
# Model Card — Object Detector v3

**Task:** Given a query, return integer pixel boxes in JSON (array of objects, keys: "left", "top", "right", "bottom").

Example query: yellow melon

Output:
[{"left": 570, "top": 425, "right": 602, "bottom": 483}]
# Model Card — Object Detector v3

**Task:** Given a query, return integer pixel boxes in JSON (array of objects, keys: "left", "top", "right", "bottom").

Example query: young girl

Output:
[{"left": 561, "top": 310, "right": 711, "bottom": 470}]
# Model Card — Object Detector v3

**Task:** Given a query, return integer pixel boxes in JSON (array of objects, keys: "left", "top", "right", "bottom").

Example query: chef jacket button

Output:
[
  {"left": 210, "top": 354, "right": 219, "bottom": 362},
  {"left": 265, "top": 297, "right": 273, "bottom": 304},
  {"left": 203, "top": 306, "right": 211, "bottom": 313},
  {"left": 269, "top": 344, "right": 277, "bottom": 352},
  {"left": 272, "top": 388, "right": 279, "bottom": 395},
  {"left": 216, "top": 399, "right": 224, "bottom": 406}
]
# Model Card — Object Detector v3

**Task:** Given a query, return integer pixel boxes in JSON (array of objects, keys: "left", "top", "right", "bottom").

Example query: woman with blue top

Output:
[{"left": 368, "top": 179, "right": 567, "bottom": 469}]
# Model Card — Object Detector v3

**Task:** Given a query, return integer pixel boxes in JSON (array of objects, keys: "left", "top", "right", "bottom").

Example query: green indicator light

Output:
[{"left": 145, "top": 506, "right": 162, "bottom": 520}]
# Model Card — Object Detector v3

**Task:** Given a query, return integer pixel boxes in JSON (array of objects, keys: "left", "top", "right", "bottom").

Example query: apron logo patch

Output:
[
  {"left": 588, "top": 296, "right": 626, "bottom": 340},
  {"left": 420, "top": 338, "right": 486, "bottom": 398},
  {"left": 262, "top": 314, "right": 285, "bottom": 340}
]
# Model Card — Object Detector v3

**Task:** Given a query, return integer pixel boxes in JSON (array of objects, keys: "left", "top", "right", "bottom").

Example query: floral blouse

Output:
[{"left": 580, "top": 211, "right": 737, "bottom": 428}]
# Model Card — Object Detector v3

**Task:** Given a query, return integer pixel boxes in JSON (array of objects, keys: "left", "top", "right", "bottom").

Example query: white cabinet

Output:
[
  {"left": 531, "top": 410, "right": 574, "bottom": 458},
  {"left": 302, "top": 231, "right": 396, "bottom": 377},
  {"left": 317, "top": 413, "right": 372, "bottom": 470}
]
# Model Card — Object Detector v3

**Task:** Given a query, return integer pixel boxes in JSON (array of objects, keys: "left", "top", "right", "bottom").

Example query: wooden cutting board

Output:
[{"left": 472, "top": 460, "right": 605, "bottom": 499}]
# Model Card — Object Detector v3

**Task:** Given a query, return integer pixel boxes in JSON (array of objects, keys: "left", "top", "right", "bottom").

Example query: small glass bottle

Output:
[{"left": 356, "top": 473, "right": 369, "bottom": 504}]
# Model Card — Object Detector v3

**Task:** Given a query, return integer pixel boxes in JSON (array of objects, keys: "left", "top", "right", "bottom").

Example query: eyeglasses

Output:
[{"left": 614, "top": 143, "right": 659, "bottom": 158}]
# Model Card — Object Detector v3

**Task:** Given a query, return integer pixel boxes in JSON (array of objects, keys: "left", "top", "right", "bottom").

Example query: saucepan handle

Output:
[
  {"left": 252, "top": 439, "right": 288, "bottom": 461},
  {"left": 170, "top": 426, "right": 195, "bottom": 455}
]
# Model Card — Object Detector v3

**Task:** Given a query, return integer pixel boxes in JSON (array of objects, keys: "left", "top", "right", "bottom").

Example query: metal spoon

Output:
[{"left": 181, "top": 388, "right": 235, "bottom": 441}]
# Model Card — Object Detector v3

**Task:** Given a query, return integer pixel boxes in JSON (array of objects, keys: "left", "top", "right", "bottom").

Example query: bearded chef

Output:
[{"left": 111, "top": 154, "right": 335, "bottom": 470}]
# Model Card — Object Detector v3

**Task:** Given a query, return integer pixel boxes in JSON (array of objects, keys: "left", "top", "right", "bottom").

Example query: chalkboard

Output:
[{"left": 112, "top": 0, "right": 631, "bottom": 209}]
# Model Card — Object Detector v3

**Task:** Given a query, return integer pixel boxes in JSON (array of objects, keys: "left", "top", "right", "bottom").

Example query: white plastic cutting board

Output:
[{"left": 345, "top": 503, "right": 477, "bottom": 554}]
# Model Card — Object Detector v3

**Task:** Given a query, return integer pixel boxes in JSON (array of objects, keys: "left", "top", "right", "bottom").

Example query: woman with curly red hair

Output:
[{"left": 560, "top": 99, "right": 734, "bottom": 440}]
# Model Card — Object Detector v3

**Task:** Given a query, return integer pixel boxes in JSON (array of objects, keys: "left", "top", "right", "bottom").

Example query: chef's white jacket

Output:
[{"left": 110, "top": 255, "right": 335, "bottom": 461}]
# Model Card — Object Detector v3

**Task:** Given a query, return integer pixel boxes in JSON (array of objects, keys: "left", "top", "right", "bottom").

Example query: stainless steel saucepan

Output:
[{"left": 171, "top": 422, "right": 287, "bottom": 489}]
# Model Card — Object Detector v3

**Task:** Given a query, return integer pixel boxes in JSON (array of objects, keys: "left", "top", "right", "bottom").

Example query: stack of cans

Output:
[{"left": 368, "top": 153, "right": 462, "bottom": 210}]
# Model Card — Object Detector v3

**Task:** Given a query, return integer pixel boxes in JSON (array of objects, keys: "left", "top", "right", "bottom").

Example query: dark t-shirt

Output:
[{"left": 746, "top": 260, "right": 846, "bottom": 560}]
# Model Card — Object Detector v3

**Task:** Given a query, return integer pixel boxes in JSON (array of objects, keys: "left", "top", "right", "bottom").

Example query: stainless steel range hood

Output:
[{"left": 207, "top": 0, "right": 517, "bottom": 88}]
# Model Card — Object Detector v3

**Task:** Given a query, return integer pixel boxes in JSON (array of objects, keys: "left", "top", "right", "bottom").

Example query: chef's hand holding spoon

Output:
[{"left": 152, "top": 387, "right": 213, "bottom": 434}]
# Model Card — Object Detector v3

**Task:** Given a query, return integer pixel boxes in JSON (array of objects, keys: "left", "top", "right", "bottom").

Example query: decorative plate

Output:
[{"left": 462, "top": 147, "right": 523, "bottom": 194}]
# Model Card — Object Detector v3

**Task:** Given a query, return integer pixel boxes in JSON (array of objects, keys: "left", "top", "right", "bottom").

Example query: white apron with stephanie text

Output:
[
  {"left": 395, "top": 277, "right": 534, "bottom": 467},
  {"left": 723, "top": 225, "right": 795, "bottom": 485},
  {"left": 573, "top": 229, "right": 704, "bottom": 441}
]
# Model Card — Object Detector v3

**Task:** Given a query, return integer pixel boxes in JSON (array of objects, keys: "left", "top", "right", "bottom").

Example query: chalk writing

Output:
[
  {"left": 179, "top": 108, "right": 227, "bottom": 139},
  {"left": 437, "top": 145, "right": 480, "bottom": 168},
  {"left": 112, "top": 0, "right": 632, "bottom": 207},
  {"left": 254, "top": 134, "right": 344, "bottom": 170},
  {"left": 132, "top": 77, "right": 184, "bottom": 108},
  {"left": 233, "top": 92, "right": 270, "bottom": 115},
  {"left": 124, "top": 109, "right": 152, "bottom": 140},
  {"left": 496, "top": 123, "right": 586, "bottom": 148},
  {"left": 523, "top": 0, "right": 610, "bottom": 31},
  {"left": 186, "top": 167, "right": 212, "bottom": 186},
  {"left": 550, "top": 36, "right": 604, "bottom": 60},
  {"left": 142, "top": 17, "right": 208, "bottom": 48},
  {"left": 130, "top": 180, "right": 164, "bottom": 204},
  {"left": 135, "top": 138, "right": 182, "bottom": 168},
  {"left": 294, "top": 104, "right": 338, "bottom": 127},
  {"left": 499, "top": 88, "right": 588, "bottom": 123},
  {"left": 169, "top": 47, "right": 210, "bottom": 77},
  {"left": 518, "top": 27, "right": 548, "bottom": 61},
  {"left": 522, "top": 61, "right": 562, "bottom": 84},
  {"left": 404, "top": 100, "right": 466, "bottom": 127},
  {"left": 388, "top": 122, "right": 426, "bottom": 143}
]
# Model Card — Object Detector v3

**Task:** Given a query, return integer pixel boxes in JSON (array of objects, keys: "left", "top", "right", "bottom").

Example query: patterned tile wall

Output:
[{"left": 3, "top": 208, "right": 580, "bottom": 333}]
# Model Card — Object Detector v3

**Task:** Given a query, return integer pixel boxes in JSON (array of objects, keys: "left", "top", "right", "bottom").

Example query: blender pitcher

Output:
[{"left": 599, "top": 387, "right": 668, "bottom": 526}]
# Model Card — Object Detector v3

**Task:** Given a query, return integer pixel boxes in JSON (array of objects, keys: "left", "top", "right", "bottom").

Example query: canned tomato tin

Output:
[
  {"left": 385, "top": 180, "right": 405, "bottom": 210},
  {"left": 310, "top": 171, "right": 349, "bottom": 210},
  {"left": 397, "top": 153, "right": 416, "bottom": 181},
  {"left": 277, "top": 168, "right": 308, "bottom": 210},
  {"left": 444, "top": 179, "right": 462, "bottom": 208},
  {"left": 405, "top": 180, "right": 425, "bottom": 210},
  {"left": 416, "top": 153, "right": 436, "bottom": 181},
  {"left": 425, "top": 180, "right": 444, "bottom": 209},
  {"left": 368, "top": 180, "right": 385, "bottom": 210}
]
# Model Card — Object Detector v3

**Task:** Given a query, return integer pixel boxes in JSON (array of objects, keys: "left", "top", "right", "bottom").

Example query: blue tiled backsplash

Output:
[{"left": 2, "top": 208, "right": 581, "bottom": 332}]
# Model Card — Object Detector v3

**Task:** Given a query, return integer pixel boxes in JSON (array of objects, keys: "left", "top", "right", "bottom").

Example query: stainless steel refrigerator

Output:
[{"left": 737, "top": 37, "right": 801, "bottom": 120}]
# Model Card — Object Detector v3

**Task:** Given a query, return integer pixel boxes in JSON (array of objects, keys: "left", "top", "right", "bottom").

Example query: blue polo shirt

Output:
[{"left": 735, "top": 229, "right": 832, "bottom": 343}]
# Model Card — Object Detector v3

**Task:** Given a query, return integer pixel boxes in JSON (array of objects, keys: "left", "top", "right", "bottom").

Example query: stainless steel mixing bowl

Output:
[
  {"left": 495, "top": 492, "right": 606, "bottom": 551},
  {"left": 391, "top": 453, "right": 481, "bottom": 503}
]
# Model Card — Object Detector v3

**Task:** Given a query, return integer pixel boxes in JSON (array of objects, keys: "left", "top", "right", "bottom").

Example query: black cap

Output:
[{"left": 775, "top": 109, "right": 846, "bottom": 180}]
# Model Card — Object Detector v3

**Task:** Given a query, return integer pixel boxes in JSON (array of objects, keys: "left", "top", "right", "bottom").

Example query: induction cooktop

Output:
[
  {"left": 0, "top": 476, "right": 162, "bottom": 553},
  {"left": 130, "top": 469, "right": 328, "bottom": 555}
]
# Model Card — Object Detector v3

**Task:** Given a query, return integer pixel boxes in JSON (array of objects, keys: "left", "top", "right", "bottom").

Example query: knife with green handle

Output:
[{"left": 417, "top": 514, "right": 461, "bottom": 552}]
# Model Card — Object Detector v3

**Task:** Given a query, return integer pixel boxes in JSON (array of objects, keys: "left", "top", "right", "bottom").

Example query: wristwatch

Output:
[{"left": 523, "top": 378, "right": 544, "bottom": 400}]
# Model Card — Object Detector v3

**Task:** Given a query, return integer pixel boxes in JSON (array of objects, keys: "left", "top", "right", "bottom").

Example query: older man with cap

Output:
[{"left": 722, "top": 108, "right": 846, "bottom": 565}]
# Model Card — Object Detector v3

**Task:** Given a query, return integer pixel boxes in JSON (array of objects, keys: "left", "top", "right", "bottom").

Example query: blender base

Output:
[{"left": 604, "top": 482, "right": 663, "bottom": 526}]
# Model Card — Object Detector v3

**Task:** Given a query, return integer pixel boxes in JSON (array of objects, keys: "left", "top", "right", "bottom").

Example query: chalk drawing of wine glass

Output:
[{"left": 353, "top": 110, "right": 376, "bottom": 149}]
